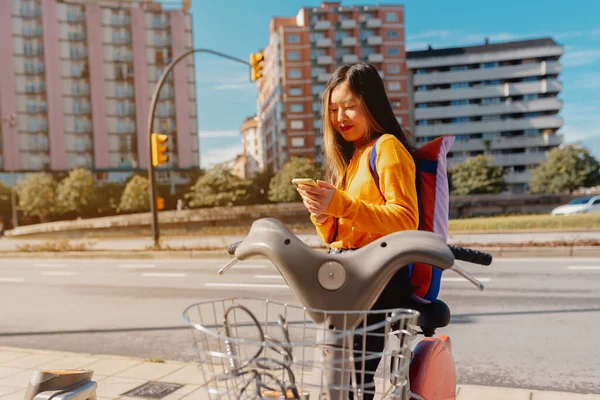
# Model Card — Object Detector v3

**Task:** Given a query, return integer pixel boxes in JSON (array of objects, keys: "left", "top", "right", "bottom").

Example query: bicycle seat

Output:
[{"left": 404, "top": 299, "right": 451, "bottom": 336}]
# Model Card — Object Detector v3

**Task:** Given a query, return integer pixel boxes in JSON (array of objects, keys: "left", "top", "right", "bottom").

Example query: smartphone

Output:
[{"left": 292, "top": 178, "right": 319, "bottom": 188}]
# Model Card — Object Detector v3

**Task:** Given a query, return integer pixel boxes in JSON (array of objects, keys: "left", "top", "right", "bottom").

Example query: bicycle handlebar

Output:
[
  {"left": 228, "top": 240, "right": 493, "bottom": 266},
  {"left": 219, "top": 218, "right": 477, "bottom": 331}
]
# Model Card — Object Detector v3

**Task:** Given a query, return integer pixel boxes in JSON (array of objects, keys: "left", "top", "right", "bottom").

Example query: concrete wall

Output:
[{"left": 5, "top": 194, "right": 580, "bottom": 238}]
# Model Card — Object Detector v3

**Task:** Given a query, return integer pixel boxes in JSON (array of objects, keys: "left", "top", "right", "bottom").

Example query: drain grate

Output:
[{"left": 122, "top": 381, "right": 184, "bottom": 399}]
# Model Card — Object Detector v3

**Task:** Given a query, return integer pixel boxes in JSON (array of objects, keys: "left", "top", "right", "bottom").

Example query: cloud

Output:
[
  {"left": 562, "top": 48, "right": 600, "bottom": 67},
  {"left": 407, "top": 30, "right": 455, "bottom": 40},
  {"left": 213, "top": 82, "right": 256, "bottom": 91},
  {"left": 200, "top": 144, "right": 244, "bottom": 168},
  {"left": 198, "top": 130, "right": 239, "bottom": 138}
]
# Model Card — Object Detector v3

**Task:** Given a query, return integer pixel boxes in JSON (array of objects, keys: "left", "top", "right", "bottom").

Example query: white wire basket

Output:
[{"left": 183, "top": 297, "right": 419, "bottom": 399}]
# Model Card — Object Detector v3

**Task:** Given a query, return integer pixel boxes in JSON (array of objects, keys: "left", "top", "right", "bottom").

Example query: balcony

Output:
[
  {"left": 367, "top": 36, "right": 383, "bottom": 46},
  {"left": 413, "top": 62, "right": 563, "bottom": 86},
  {"left": 340, "top": 19, "right": 357, "bottom": 29},
  {"left": 367, "top": 53, "right": 384, "bottom": 63},
  {"left": 415, "top": 116, "right": 564, "bottom": 137},
  {"left": 342, "top": 54, "right": 359, "bottom": 63},
  {"left": 449, "top": 134, "right": 564, "bottom": 152},
  {"left": 414, "top": 80, "right": 563, "bottom": 103},
  {"left": 414, "top": 98, "right": 564, "bottom": 120},
  {"left": 317, "top": 55, "right": 333, "bottom": 65},
  {"left": 365, "top": 18, "right": 382, "bottom": 28},
  {"left": 315, "top": 38, "right": 333, "bottom": 48},
  {"left": 313, "top": 20, "right": 332, "bottom": 30},
  {"left": 318, "top": 73, "right": 331, "bottom": 83},
  {"left": 341, "top": 37, "right": 358, "bottom": 47}
]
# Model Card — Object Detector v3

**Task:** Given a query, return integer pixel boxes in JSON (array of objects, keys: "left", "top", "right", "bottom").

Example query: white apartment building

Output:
[{"left": 407, "top": 38, "right": 564, "bottom": 193}]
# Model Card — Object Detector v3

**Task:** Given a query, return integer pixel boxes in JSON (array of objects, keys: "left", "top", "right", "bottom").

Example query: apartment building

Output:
[
  {"left": 256, "top": 1, "right": 409, "bottom": 173},
  {"left": 0, "top": 0, "right": 198, "bottom": 186},
  {"left": 239, "top": 115, "right": 263, "bottom": 178},
  {"left": 407, "top": 38, "right": 564, "bottom": 193}
]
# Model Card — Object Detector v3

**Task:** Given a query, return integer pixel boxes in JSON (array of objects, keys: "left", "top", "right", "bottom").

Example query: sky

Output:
[{"left": 176, "top": 0, "right": 600, "bottom": 168}]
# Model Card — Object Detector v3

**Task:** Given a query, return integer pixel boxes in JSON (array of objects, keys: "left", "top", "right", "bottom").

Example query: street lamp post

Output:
[{"left": 147, "top": 49, "right": 250, "bottom": 247}]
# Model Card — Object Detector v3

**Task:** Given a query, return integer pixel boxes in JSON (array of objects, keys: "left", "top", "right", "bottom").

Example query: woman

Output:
[{"left": 296, "top": 63, "right": 419, "bottom": 398}]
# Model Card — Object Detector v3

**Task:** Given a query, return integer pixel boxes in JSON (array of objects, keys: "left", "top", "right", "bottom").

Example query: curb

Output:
[{"left": 0, "top": 246, "right": 597, "bottom": 259}]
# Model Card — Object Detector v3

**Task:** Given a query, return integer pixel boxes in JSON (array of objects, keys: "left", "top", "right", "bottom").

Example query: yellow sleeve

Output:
[
  {"left": 326, "top": 137, "right": 419, "bottom": 234},
  {"left": 310, "top": 215, "right": 336, "bottom": 244}
]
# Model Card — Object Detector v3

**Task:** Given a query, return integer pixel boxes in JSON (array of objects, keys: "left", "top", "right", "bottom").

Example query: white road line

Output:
[
  {"left": 119, "top": 264, "right": 157, "bottom": 269},
  {"left": 233, "top": 264, "right": 268, "bottom": 269},
  {"left": 442, "top": 277, "right": 491, "bottom": 283},
  {"left": 42, "top": 271, "right": 76, "bottom": 276},
  {"left": 34, "top": 263, "right": 66, "bottom": 268},
  {"left": 254, "top": 274, "right": 284, "bottom": 280},
  {"left": 0, "top": 277, "right": 25, "bottom": 283},
  {"left": 568, "top": 266, "right": 600, "bottom": 270},
  {"left": 142, "top": 273, "right": 186, "bottom": 278},
  {"left": 205, "top": 283, "right": 289, "bottom": 289}
]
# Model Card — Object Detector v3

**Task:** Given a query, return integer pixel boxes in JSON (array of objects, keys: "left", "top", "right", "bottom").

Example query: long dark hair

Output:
[{"left": 322, "top": 63, "right": 415, "bottom": 186}]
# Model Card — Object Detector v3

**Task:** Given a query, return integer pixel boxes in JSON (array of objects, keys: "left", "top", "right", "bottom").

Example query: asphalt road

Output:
[{"left": 0, "top": 256, "right": 599, "bottom": 394}]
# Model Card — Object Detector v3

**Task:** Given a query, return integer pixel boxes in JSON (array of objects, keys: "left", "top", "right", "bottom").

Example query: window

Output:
[
  {"left": 287, "top": 51, "right": 301, "bottom": 61},
  {"left": 335, "top": 31, "right": 349, "bottom": 41},
  {"left": 524, "top": 94, "right": 539, "bottom": 101},
  {"left": 483, "top": 132, "right": 498, "bottom": 140},
  {"left": 287, "top": 34, "right": 300, "bottom": 43},
  {"left": 391, "top": 101, "right": 402, "bottom": 108},
  {"left": 291, "top": 137, "right": 305, "bottom": 147},
  {"left": 359, "top": 30, "right": 374, "bottom": 40},
  {"left": 71, "top": 64, "right": 81, "bottom": 77},
  {"left": 117, "top": 120, "right": 127, "bottom": 133},
  {"left": 290, "top": 104, "right": 303, "bottom": 113},
  {"left": 310, "top": 32, "right": 325, "bottom": 41},
  {"left": 524, "top": 129, "right": 540, "bottom": 136},
  {"left": 416, "top": 69, "right": 427, "bottom": 75},
  {"left": 523, "top": 76, "right": 539, "bottom": 82},
  {"left": 416, "top": 85, "right": 428, "bottom": 92},
  {"left": 116, "top": 103, "right": 125, "bottom": 116},
  {"left": 451, "top": 82, "right": 469, "bottom": 89},
  {"left": 290, "top": 120, "right": 304, "bottom": 129},
  {"left": 451, "top": 99, "right": 469, "bottom": 106},
  {"left": 481, "top": 97, "right": 501, "bottom": 105},
  {"left": 27, "top": 119, "right": 38, "bottom": 132},
  {"left": 388, "top": 82, "right": 401, "bottom": 91},
  {"left": 39, "top": 119, "right": 47, "bottom": 132},
  {"left": 288, "top": 69, "right": 301, "bottom": 79},
  {"left": 385, "top": 12, "right": 398, "bottom": 22},
  {"left": 452, "top": 117, "right": 470, "bottom": 123},
  {"left": 482, "top": 62, "right": 499, "bottom": 69},
  {"left": 450, "top": 65, "right": 468, "bottom": 72},
  {"left": 386, "top": 30, "right": 398, "bottom": 39},
  {"left": 289, "top": 87, "right": 302, "bottom": 96},
  {"left": 388, "top": 64, "right": 400, "bottom": 74},
  {"left": 359, "top": 47, "right": 374, "bottom": 57},
  {"left": 417, "top": 120, "right": 428, "bottom": 126},
  {"left": 481, "top": 115, "right": 500, "bottom": 121},
  {"left": 387, "top": 48, "right": 399, "bottom": 57},
  {"left": 483, "top": 79, "right": 501, "bottom": 86},
  {"left": 26, "top": 101, "right": 37, "bottom": 113}
]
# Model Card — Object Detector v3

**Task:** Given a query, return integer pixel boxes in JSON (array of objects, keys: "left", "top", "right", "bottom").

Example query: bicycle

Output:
[{"left": 24, "top": 217, "right": 491, "bottom": 400}]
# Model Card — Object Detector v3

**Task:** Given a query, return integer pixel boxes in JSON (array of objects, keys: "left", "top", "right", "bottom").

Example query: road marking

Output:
[
  {"left": 254, "top": 274, "right": 284, "bottom": 280},
  {"left": 568, "top": 266, "right": 600, "bottom": 270},
  {"left": 34, "top": 263, "right": 66, "bottom": 268},
  {"left": 205, "top": 283, "right": 289, "bottom": 289},
  {"left": 0, "top": 277, "right": 24, "bottom": 283},
  {"left": 142, "top": 273, "right": 186, "bottom": 278},
  {"left": 233, "top": 264, "right": 268, "bottom": 269},
  {"left": 119, "top": 264, "right": 157, "bottom": 269},
  {"left": 42, "top": 271, "right": 76, "bottom": 276},
  {"left": 442, "top": 277, "right": 491, "bottom": 283}
]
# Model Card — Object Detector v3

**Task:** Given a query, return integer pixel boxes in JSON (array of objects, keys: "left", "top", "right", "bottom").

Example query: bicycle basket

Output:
[{"left": 183, "top": 297, "right": 419, "bottom": 399}]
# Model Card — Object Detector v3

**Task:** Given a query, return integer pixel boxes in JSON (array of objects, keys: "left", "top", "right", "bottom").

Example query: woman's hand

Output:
[{"left": 297, "top": 180, "right": 337, "bottom": 221}]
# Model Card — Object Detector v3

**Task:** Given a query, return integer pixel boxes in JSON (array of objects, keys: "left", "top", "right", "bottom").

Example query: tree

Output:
[
  {"left": 247, "top": 168, "right": 275, "bottom": 204},
  {"left": 529, "top": 144, "right": 600, "bottom": 194},
  {"left": 56, "top": 168, "right": 97, "bottom": 216},
  {"left": 96, "top": 182, "right": 124, "bottom": 215},
  {"left": 268, "top": 157, "right": 322, "bottom": 202},
  {"left": 16, "top": 173, "right": 57, "bottom": 222},
  {"left": 0, "top": 181, "right": 11, "bottom": 217},
  {"left": 118, "top": 175, "right": 150, "bottom": 212},
  {"left": 449, "top": 155, "right": 506, "bottom": 195},
  {"left": 185, "top": 165, "right": 251, "bottom": 208}
]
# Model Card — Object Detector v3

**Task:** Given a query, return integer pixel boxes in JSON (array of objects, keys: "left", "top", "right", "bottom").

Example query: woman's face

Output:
[{"left": 328, "top": 82, "right": 369, "bottom": 143}]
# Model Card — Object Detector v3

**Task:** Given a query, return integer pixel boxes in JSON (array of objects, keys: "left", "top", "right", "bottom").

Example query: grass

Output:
[
  {"left": 16, "top": 239, "right": 96, "bottom": 252},
  {"left": 448, "top": 213, "right": 600, "bottom": 233}
]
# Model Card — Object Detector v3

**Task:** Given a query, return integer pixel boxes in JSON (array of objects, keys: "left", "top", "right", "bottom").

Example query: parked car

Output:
[{"left": 550, "top": 195, "right": 600, "bottom": 216}]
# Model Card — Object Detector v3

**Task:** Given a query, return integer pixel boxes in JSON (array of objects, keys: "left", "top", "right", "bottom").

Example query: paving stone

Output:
[
  {"left": 114, "top": 362, "right": 185, "bottom": 381},
  {"left": 95, "top": 376, "right": 147, "bottom": 399}
]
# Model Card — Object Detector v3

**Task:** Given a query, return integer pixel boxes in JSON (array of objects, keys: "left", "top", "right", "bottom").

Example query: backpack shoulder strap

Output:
[{"left": 369, "top": 136, "right": 382, "bottom": 194}]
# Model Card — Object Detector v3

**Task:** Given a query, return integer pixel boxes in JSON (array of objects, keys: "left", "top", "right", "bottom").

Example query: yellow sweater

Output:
[{"left": 311, "top": 134, "right": 419, "bottom": 249}]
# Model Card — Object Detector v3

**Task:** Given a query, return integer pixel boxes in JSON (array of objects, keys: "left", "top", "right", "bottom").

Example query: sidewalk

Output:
[{"left": 0, "top": 346, "right": 597, "bottom": 400}]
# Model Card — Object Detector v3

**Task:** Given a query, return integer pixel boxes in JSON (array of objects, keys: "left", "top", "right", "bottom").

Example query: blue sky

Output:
[{"left": 178, "top": 0, "right": 600, "bottom": 168}]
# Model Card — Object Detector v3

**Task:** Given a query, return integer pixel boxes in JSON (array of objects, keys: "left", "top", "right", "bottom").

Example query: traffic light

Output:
[
  {"left": 250, "top": 51, "right": 264, "bottom": 81},
  {"left": 156, "top": 197, "right": 165, "bottom": 210},
  {"left": 151, "top": 133, "right": 168, "bottom": 167}
]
